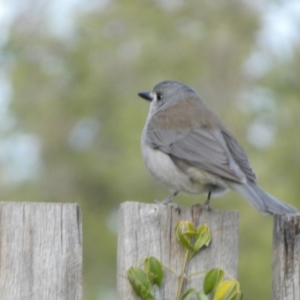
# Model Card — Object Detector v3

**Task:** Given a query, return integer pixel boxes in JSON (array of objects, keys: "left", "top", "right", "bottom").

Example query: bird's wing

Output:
[
  {"left": 145, "top": 124, "right": 252, "bottom": 184},
  {"left": 220, "top": 125, "right": 257, "bottom": 182}
]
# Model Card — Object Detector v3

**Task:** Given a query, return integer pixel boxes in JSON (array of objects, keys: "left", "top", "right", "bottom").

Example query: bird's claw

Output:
[
  {"left": 154, "top": 198, "right": 181, "bottom": 213},
  {"left": 192, "top": 201, "right": 212, "bottom": 213}
]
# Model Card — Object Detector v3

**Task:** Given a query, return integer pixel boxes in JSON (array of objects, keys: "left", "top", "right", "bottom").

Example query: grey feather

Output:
[
  {"left": 146, "top": 125, "right": 247, "bottom": 184},
  {"left": 221, "top": 124, "right": 257, "bottom": 183},
  {"left": 230, "top": 182, "right": 297, "bottom": 214}
]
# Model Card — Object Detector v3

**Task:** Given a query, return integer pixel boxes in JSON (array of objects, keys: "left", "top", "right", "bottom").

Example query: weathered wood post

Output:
[
  {"left": 0, "top": 202, "right": 82, "bottom": 300},
  {"left": 117, "top": 201, "right": 239, "bottom": 299},
  {"left": 273, "top": 214, "right": 300, "bottom": 300}
]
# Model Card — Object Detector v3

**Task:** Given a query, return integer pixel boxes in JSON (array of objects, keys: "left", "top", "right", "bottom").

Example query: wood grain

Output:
[
  {"left": 273, "top": 214, "right": 300, "bottom": 300},
  {"left": 0, "top": 202, "right": 82, "bottom": 300}
]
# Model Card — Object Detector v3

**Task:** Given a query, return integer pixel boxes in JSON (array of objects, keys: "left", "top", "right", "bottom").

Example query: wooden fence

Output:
[{"left": 0, "top": 201, "right": 299, "bottom": 299}]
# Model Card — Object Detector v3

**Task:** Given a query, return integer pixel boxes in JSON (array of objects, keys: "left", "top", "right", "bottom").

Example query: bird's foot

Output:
[
  {"left": 192, "top": 191, "right": 212, "bottom": 213},
  {"left": 155, "top": 193, "right": 181, "bottom": 213},
  {"left": 192, "top": 200, "right": 212, "bottom": 213}
]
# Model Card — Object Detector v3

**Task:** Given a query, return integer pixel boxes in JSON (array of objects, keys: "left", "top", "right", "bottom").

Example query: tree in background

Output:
[{"left": 1, "top": 0, "right": 300, "bottom": 299}]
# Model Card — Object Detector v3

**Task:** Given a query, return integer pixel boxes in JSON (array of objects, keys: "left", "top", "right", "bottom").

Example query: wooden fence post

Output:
[
  {"left": 117, "top": 201, "right": 239, "bottom": 299},
  {"left": 273, "top": 214, "right": 300, "bottom": 300},
  {"left": 0, "top": 202, "right": 82, "bottom": 300}
]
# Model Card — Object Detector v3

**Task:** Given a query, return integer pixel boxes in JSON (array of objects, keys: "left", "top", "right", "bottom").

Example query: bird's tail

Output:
[{"left": 230, "top": 182, "right": 298, "bottom": 215}]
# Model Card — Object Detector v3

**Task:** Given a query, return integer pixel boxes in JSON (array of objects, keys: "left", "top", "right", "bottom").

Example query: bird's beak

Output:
[{"left": 138, "top": 92, "right": 153, "bottom": 101}]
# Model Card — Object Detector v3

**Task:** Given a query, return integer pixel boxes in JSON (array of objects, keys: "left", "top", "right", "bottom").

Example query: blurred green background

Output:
[{"left": 1, "top": 0, "right": 300, "bottom": 299}]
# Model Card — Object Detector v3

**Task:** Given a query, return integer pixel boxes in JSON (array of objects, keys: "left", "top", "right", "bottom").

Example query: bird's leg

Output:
[
  {"left": 161, "top": 191, "right": 179, "bottom": 204},
  {"left": 155, "top": 191, "right": 181, "bottom": 212},
  {"left": 202, "top": 191, "right": 212, "bottom": 211},
  {"left": 192, "top": 191, "right": 212, "bottom": 212}
]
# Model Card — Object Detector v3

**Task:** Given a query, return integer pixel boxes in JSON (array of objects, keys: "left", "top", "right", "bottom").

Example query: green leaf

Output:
[
  {"left": 194, "top": 224, "right": 211, "bottom": 251},
  {"left": 175, "top": 221, "right": 212, "bottom": 259},
  {"left": 127, "top": 267, "right": 154, "bottom": 300},
  {"left": 213, "top": 280, "right": 240, "bottom": 300},
  {"left": 197, "top": 292, "right": 210, "bottom": 300},
  {"left": 175, "top": 221, "right": 195, "bottom": 239},
  {"left": 229, "top": 291, "right": 243, "bottom": 300},
  {"left": 181, "top": 288, "right": 198, "bottom": 300},
  {"left": 203, "top": 268, "right": 225, "bottom": 295},
  {"left": 181, "top": 289, "right": 209, "bottom": 300},
  {"left": 144, "top": 256, "right": 164, "bottom": 287},
  {"left": 180, "top": 234, "right": 196, "bottom": 252},
  {"left": 175, "top": 221, "right": 197, "bottom": 252}
]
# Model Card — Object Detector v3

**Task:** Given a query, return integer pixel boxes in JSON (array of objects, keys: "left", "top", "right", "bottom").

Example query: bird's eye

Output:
[{"left": 157, "top": 92, "right": 163, "bottom": 100}]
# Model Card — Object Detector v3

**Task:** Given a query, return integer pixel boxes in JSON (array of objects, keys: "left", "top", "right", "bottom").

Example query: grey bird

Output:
[{"left": 138, "top": 80, "right": 297, "bottom": 215}]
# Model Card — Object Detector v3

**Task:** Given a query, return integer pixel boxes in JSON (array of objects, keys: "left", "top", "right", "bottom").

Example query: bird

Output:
[{"left": 138, "top": 80, "right": 297, "bottom": 215}]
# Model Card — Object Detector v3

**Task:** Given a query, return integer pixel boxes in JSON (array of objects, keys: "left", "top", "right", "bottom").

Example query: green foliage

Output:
[
  {"left": 127, "top": 266, "right": 155, "bottom": 300},
  {"left": 144, "top": 257, "right": 164, "bottom": 287},
  {"left": 128, "top": 221, "right": 242, "bottom": 300},
  {"left": 181, "top": 289, "right": 209, "bottom": 300},
  {"left": 175, "top": 221, "right": 211, "bottom": 259}
]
